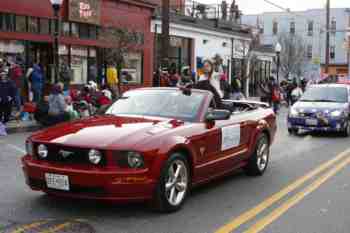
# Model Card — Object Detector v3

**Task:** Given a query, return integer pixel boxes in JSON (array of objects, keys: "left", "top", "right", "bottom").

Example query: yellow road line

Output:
[
  {"left": 215, "top": 148, "right": 350, "bottom": 233},
  {"left": 244, "top": 154, "right": 350, "bottom": 233},
  {"left": 39, "top": 222, "right": 71, "bottom": 233},
  {"left": 10, "top": 221, "right": 49, "bottom": 233}
]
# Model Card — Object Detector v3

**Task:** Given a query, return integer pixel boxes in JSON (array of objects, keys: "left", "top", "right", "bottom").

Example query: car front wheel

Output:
[
  {"left": 245, "top": 134, "right": 270, "bottom": 176},
  {"left": 153, "top": 153, "right": 190, "bottom": 212}
]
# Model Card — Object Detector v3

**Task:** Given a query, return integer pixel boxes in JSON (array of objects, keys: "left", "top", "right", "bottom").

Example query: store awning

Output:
[{"left": 0, "top": 0, "right": 56, "bottom": 18}]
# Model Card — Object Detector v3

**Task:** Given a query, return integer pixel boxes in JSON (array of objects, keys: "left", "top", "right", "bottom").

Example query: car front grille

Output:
[{"left": 34, "top": 144, "right": 106, "bottom": 166}]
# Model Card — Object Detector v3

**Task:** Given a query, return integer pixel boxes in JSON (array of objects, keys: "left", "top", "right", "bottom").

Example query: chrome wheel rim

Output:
[
  {"left": 256, "top": 138, "right": 269, "bottom": 171},
  {"left": 165, "top": 160, "right": 188, "bottom": 206}
]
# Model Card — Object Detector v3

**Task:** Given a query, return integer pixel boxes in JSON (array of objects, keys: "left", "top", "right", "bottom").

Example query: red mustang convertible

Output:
[{"left": 22, "top": 88, "right": 276, "bottom": 212}]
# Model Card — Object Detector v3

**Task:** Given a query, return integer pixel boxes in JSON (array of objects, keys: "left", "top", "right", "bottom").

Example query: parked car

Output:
[
  {"left": 22, "top": 88, "right": 276, "bottom": 212},
  {"left": 287, "top": 84, "right": 350, "bottom": 136}
]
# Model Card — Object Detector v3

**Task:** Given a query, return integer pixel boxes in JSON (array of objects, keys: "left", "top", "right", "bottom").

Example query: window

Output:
[
  {"left": 1, "top": 13, "right": 15, "bottom": 31},
  {"left": 307, "top": 45, "right": 313, "bottom": 59},
  {"left": 331, "top": 18, "right": 336, "bottom": 34},
  {"left": 89, "top": 25, "right": 97, "bottom": 39},
  {"left": 28, "top": 17, "right": 39, "bottom": 33},
  {"left": 259, "top": 26, "right": 264, "bottom": 34},
  {"left": 61, "top": 22, "right": 70, "bottom": 36},
  {"left": 330, "top": 46, "right": 335, "bottom": 59},
  {"left": 79, "top": 23, "right": 90, "bottom": 39},
  {"left": 307, "top": 21, "right": 313, "bottom": 36},
  {"left": 121, "top": 52, "right": 143, "bottom": 84},
  {"left": 71, "top": 23, "right": 79, "bottom": 38},
  {"left": 39, "top": 18, "right": 50, "bottom": 34},
  {"left": 15, "top": 15, "right": 27, "bottom": 32},
  {"left": 273, "top": 21, "right": 278, "bottom": 35},
  {"left": 290, "top": 21, "right": 295, "bottom": 34}
]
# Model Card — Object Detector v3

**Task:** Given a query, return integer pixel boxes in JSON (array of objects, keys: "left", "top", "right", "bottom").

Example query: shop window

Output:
[
  {"left": 39, "top": 18, "right": 50, "bottom": 34},
  {"left": 330, "top": 46, "right": 335, "bottom": 59},
  {"left": 70, "top": 46, "right": 88, "bottom": 84},
  {"left": 61, "top": 22, "right": 70, "bottom": 36},
  {"left": 15, "top": 15, "right": 27, "bottom": 32},
  {"left": 28, "top": 17, "right": 39, "bottom": 33},
  {"left": 79, "top": 23, "right": 90, "bottom": 39},
  {"left": 121, "top": 52, "right": 143, "bottom": 84},
  {"left": 71, "top": 23, "right": 79, "bottom": 38}
]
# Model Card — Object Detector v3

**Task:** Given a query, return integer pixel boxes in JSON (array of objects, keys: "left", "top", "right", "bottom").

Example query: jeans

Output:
[
  {"left": 0, "top": 101, "right": 12, "bottom": 123},
  {"left": 32, "top": 87, "right": 42, "bottom": 103},
  {"left": 15, "top": 88, "right": 21, "bottom": 111}
]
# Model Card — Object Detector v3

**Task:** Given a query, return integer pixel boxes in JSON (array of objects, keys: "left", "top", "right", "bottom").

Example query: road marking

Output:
[
  {"left": 214, "top": 147, "right": 350, "bottom": 233},
  {"left": 39, "top": 222, "right": 71, "bottom": 233},
  {"left": 10, "top": 220, "right": 48, "bottom": 233},
  {"left": 244, "top": 154, "right": 350, "bottom": 233},
  {"left": 6, "top": 144, "right": 26, "bottom": 154}
]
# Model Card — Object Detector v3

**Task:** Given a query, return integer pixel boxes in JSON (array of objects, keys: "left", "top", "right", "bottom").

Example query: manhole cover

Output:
[{"left": 2, "top": 219, "right": 95, "bottom": 233}]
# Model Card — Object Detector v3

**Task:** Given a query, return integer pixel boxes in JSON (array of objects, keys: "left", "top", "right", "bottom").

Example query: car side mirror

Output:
[{"left": 205, "top": 109, "right": 231, "bottom": 122}]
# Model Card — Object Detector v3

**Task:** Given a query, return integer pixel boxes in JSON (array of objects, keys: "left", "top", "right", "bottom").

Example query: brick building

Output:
[{"left": 0, "top": 0, "right": 156, "bottom": 90}]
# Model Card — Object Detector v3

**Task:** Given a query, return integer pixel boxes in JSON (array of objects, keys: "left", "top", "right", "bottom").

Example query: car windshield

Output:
[
  {"left": 106, "top": 89, "right": 205, "bottom": 121},
  {"left": 300, "top": 86, "right": 348, "bottom": 103}
]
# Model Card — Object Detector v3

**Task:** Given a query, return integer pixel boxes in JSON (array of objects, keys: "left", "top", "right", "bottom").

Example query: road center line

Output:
[
  {"left": 244, "top": 154, "right": 350, "bottom": 233},
  {"left": 10, "top": 220, "right": 49, "bottom": 233},
  {"left": 39, "top": 222, "right": 71, "bottom": 233},
  {"left": 214, "top": 147, "right": 350, "bottom": 233}
]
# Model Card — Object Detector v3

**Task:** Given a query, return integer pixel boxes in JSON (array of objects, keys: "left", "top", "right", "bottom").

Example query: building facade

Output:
[
  {"left": 0, "top": 0, "right": 155, "bottom": 90},
  {"left": 243, "top": 8, "right": 350, "bottom": 78}
]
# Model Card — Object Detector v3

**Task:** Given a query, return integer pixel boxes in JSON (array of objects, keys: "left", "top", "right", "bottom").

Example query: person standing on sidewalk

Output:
[
  {"left": 9, "top": 61, "right": 24, "bottom": 112},
  {"left": 26, "top": 62, "right": 44, "bottom": 103},
  {"left": 0, "top": 71, "right": 17, "bottom": 124},
  {"left": 106, "top": 64, "right": 119, "bottom": 99}
]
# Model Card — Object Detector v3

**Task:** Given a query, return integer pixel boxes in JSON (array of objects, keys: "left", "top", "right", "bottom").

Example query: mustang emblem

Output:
[{"left": 59, "top": 150, "right": 74, "bottom": 158}]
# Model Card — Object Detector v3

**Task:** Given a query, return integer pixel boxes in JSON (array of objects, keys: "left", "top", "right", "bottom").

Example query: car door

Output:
[{"left": 193, "top": 110, "right": 253, "bottom": 180}]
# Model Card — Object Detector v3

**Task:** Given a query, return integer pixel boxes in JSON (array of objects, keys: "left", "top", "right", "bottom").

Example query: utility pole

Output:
[
  {"left": 161, "top": 0, "right": 170, "bottom": 69},
  {"left": 325, "top": 0, "right": 330, "bottom": 74}
]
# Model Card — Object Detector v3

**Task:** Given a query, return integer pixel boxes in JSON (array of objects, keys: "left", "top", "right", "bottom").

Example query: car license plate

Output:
[
  {"left": 305, "top": 119, "right": 318, "bottom": 126},
  {"left": 45, "top": 173, "right": 69, "bottom": 191}
]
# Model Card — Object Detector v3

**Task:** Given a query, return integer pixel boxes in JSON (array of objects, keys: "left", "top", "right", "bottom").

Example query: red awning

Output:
[{"left": 0, "top": 0, "right": 56, "bottom": 18}]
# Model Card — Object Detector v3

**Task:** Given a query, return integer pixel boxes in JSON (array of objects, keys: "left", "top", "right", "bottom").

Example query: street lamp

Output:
[
  {"left": 50, "top": 0, "right": 63, "bottom": 83},
  {"left": 275, "top": 42, "right": 282, "bottom": 84}
]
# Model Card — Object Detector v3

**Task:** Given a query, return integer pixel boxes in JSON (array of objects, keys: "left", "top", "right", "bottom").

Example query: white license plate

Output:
[
  {"left": 45, "top": 173, "right": 70, "bottom": 191},
  {"left": 305, "top": 119, "right": 318, "bottom": 126}
]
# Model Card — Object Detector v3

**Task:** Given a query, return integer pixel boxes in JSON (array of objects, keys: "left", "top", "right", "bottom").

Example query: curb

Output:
[{"left": 6, "top": 125, "right": 42, "bottom": 135}]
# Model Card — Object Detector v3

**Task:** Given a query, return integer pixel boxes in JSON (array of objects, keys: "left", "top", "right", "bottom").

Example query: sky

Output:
[{"left": 201, "top": 0, "right": 350, "bottom": 15}]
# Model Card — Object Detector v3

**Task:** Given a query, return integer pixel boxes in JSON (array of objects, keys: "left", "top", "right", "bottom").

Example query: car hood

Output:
[
  {"left": 294, "top": 101, "right": 348, "bottom": 112},
  {"left": 31, "top": 115, "right": 185, "bottom": 149}
]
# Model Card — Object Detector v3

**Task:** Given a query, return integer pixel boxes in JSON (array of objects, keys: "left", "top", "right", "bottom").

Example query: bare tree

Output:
[
  {"left": 99, "top": 27, "right": 144, "bottom": 68},
  {"left": 277, "top": 33, "right": 307, "bottom": 78}
]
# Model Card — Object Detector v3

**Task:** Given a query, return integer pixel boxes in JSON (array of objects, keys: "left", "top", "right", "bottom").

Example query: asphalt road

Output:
[{"left": 1, "top": 108, "right": 350, "bottom": 233}]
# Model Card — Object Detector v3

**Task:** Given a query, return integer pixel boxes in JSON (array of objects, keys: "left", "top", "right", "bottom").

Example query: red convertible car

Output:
[{"left": 22, "top": 88, "right": 276, "bottom": 212}]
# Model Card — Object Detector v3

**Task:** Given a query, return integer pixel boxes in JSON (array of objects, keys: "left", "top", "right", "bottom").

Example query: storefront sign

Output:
[
  {"left": 233, "top": 40, "right": 248, "bottom": 59},
  {"left": 69, "top": 0, "right": 101, "bottom": 25}
]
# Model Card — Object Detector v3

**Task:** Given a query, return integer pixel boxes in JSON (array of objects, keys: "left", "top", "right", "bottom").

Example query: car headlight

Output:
[
  {"left": 88, "top": 149, "right": 102, "bottom": 164},
  {"left": 127, "top": 152, "right": 144, "bottom": 168},
  {"left": 25, "top": 140, "right": 33, "bottom": 156},
  {"left": 289, "top": 108, "right": 299, "bottom": 117},
  {"left": 37, "top": 144, "right": 48, "bottom": 159},
  {"left": 330, "top": 110, "right": 344, "bottom": 118}
]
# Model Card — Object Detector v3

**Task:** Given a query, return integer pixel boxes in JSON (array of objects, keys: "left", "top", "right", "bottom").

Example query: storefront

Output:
[{"left": 0, "top": 0, "right": 155, "bottom": 89}]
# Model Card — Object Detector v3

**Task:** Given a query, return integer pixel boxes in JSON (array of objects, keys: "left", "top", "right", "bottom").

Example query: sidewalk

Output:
[{"left": 5, "top": 120, "right": 41, "bottom": 134}]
